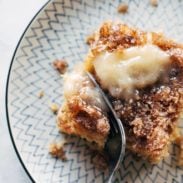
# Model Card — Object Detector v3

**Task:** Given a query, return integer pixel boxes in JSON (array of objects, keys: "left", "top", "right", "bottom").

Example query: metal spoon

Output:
[{"left": 86, "top": 72, "right": 126, "bottom": 183}]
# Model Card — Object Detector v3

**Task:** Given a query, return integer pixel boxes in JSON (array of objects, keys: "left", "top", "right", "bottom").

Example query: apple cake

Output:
[{"left": 57, "top": 22, "right": 183, "bottom": 163}]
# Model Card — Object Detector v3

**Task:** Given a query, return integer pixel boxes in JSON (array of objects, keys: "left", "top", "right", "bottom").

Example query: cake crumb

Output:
[
  {"left": 50, "top": 103, "right": 59, "bottom": 114},
  {"left": 175, "top": 136, "right": 183, "bottom": 166},
  {"left": 38, "top": 90, "right": 44, "bottom": 98},
  {"left": 150, "top": 0, "right": 158, "bottom": 7},
  {"left": 49, "top": 142, "right": 67, "bottom": 161},
  {"left": 86, "top": 34, "right": 95, "bottom": 45},
  {"left": 53, "top": 59, "right": 68, "bottom": 74},
  {"left": 117, "top": 3, "right": 128, "bottom": 14},
  {"left": 92, "top": 152, "right": 108, "bottom": 170}
]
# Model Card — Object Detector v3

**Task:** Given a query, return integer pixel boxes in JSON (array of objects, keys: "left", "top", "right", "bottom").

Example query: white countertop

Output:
[{"left": 0, "top": 1, "right": 48, "bottom": 182}]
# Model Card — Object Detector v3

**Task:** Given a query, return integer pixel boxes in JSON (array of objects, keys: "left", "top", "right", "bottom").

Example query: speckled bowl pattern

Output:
[{"left": 6, "top": 0, "right": 183, "bottom": 182}]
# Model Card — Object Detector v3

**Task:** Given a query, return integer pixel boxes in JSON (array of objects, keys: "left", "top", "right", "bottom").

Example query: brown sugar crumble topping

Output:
[
  {"left": 53, "top": 59, "right": 68, "bottom": 74},
  {"left": 49, "top": 142, "right": 67, "bottom": 161},
  {"left": 117, "top": 3, "right": 128, "bottom": 14}
]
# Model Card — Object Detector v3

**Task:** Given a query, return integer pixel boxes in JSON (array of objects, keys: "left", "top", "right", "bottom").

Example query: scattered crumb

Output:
[
  {"left": 92, "top": 152, "right": 108, "bottom": 170},
  {"left": 175, "top": 136, "right": 183, "bottom": 166},
  {"left": 50, "top": 103, "right": 59, "bottom": 114},
  {"left": 53, "top": 59, "right": 68, "bottom": 74},
  {"left": 49, "top": 142, "right": 67, "bottom": 161},
  {"left": 117, "top": 3, "right": 128, "bottom": 14},
  {"left": 85, "top": 34, "right": 95, "bottom": 45},
  {"left": 38, "top": 90, "right": 44, "bottom": 98},
  {"left": 150, "top": 0, "right": 158, "bottom": 7}
]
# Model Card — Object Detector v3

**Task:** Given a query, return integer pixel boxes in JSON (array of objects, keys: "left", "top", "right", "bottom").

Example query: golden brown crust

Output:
[{"left": 85, "top": 22, "right": 183, "bottom": 163}]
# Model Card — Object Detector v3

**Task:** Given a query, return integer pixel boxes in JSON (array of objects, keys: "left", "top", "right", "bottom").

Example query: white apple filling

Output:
[{"left": 93, "top": 44, "right": 170, "bottom": 98}]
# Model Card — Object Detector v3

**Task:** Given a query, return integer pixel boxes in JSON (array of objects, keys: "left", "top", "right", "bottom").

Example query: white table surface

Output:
[{"left": 0, "top": 1, "right": 48, "bottom": 182}]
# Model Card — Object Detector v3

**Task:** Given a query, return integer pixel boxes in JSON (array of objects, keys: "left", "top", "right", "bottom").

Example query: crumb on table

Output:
[
  {"left": 150, "top": 0, "right": 158, "bottom": 7},
  {"left": 175, "top": 136, "right": 183, "bottom": 166},
  {"left": 49, "top": 142, "right": 67, "bottom": 161},
  {"left": 117, "top": 3, "right": 128, "bottom": 14},
  {"left": 53, "top": 59, "right": 68, "bottom": 74},
  {"left": 92, "top": 152, "right": 108, "bottom": 170},
  {"left": 38, "top": 90, "right": 44, "bottom": 98},
  {"left": 50, "top": 103, "right": 59, "bottom": 114}
]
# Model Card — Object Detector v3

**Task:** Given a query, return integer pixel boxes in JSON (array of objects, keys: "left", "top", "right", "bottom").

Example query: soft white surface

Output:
[{"left": 0, "top": 0, "right": 47, "bottom": 182}]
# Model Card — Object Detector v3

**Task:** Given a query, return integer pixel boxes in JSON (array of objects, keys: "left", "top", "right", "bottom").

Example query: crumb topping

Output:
[
  {"left": 112, "top": 76, "right": 183, "bottom": 162},
  {"left": 90, "top": 22, "right": 146, "bottom": 54}
]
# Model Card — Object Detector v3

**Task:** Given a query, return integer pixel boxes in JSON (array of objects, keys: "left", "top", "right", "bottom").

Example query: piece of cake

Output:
[
  {"left": 57, "top": 65, "right": 110, "bottom": 149},
  {"left": 57, "top": 22, "right": 183, "bottom": 163}
]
